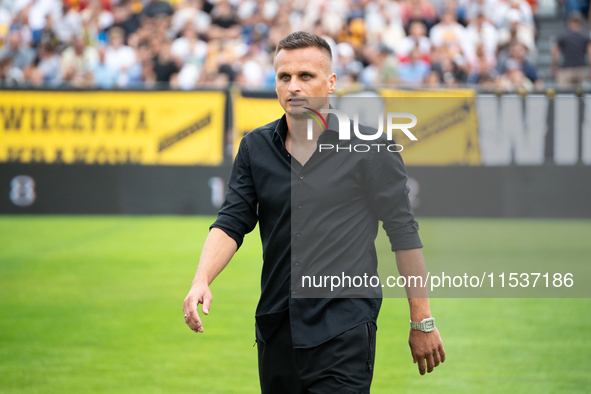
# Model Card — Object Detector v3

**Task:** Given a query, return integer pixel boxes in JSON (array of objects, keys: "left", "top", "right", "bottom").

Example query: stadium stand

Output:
[{"left": 0, "top": 0, "right": 588, "bottom": 90}]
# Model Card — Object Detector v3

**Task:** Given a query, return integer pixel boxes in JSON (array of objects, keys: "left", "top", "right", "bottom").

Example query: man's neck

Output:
[
  {"left": 285, "top": 107, "right": 328, "bottom": 166},
  {"left": 285, "top": 104, "right": 329, "bottom": 144}
]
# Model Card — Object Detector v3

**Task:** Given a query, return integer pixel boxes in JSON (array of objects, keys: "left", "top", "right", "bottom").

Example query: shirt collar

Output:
[
  {"left": 325, "top": 108, "right": 339, "bottom": 134},
  {"left": 273, "top": 114, "right": 289, "bottom": 143}
]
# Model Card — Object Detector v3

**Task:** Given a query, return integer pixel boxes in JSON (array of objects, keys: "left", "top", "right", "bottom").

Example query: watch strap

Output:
[{"left": 410, "top": 317, "right": 436, "bottom": 333}]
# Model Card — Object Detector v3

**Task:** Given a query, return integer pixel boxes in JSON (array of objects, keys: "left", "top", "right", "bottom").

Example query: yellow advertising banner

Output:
[
  {"left": 233, "top": 92, "right": 284, "bottom": 157},
  {"left": 379, "top": 88, "right": 481, "bottom": 165},
  {"left": 0, "top": 91, "right": 225, "bottom": 165},
  {"left": 233, "top": 89, "right": 480, "bottom": 165}
]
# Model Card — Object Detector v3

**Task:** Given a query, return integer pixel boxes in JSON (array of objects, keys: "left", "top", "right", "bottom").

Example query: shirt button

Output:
[
  {"left": 287, "top": 154, "right": 290, "bottom": 157},
  {"left": 296, "top": 233, "right": 301, "bottom": 238},
  {"left": 292, "top": 291, "right": 297, "bottom": 295},
  {"left": 294, "top": 261, "right": 299, "bottom": 266},
  {"left": 299, "top": 175, "right": 304, "bottom": 180},
  {"left": 297, "top": 205, "right": 302, "bottom": 209}
]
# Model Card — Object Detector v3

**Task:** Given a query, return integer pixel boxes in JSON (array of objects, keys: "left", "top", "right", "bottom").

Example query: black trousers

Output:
[{"left": 256, "top": 315, "right": 377, "bottom": 394}]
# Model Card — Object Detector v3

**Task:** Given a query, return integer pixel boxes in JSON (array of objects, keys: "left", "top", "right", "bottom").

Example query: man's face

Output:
[
  {"left": 74, "top": 37, "right": 85, "bottom": 54},
  {"left": 8, "top": 32, "right": 20, "bottom": 49},
  {"left": 568, "top": 19, "right": 581, "bottom": 31},
  {"left": 410, "top": 22, "right": 425, "bottom": 38},
  {"left": 274, "top": 47, "right": 336, "bottom": 117},
  {"left": 110, "top": 33, "right": 124, "bottom": 48}
]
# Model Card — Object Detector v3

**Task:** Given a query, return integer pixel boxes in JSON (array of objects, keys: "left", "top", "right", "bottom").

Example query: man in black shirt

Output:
[
  {"left": 183, "top": 31, "right": 445, "bottom": 393},
  {"left": 552, "top": 11, "right": 591, "bottom": 86}
]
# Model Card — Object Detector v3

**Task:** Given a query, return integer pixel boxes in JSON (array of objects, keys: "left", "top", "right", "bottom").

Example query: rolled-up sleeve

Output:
[
  {"left": 365, "top": 148, "right": 423, "bottom": 251},
  {"left": 210, "top": 136, "right": 259, "bottom": 249}
]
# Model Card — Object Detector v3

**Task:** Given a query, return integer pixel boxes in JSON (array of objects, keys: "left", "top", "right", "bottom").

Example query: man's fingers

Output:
[
  {"left": 426, "top": 353, "right": 435, "bottom": 373},
  {"left": 416, "top": 355, "right": 426, "bottom": 375},
  {"left": 183, "top": 296, "right": 204, "bottom": 333},
  {"left": 433, "top": 349, "right": 441, "bottom": 367},
  {"left": 186, "top": 307, "right": 204, "bottom": 333},
  {"left": 439, "top": 343, "right": 446, "bottom": 362},
  {"left": 183, "top": 284, "right": 213, "bottom": 334},
  {"left": 202, "top": 293, "right": 212, "bottom": 315}
]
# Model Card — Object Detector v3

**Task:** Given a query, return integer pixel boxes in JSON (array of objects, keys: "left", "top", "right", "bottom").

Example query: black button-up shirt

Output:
[{"left": 211, "top": 112, "right": 422, "bottom": 348}]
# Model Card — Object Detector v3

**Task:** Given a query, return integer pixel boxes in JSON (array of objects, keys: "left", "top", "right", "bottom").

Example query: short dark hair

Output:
[{"left": 275, "top": 31, "right": 332, "bottom": 62}]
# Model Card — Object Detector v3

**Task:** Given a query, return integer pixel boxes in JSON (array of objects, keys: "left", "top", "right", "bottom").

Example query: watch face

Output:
[{"left": 411, "top": 318, "right": 435, "bottom": 332}]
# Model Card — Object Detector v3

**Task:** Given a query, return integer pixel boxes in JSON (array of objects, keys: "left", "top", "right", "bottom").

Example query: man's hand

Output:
[
  {"left": 182, "top": 228, "right": 237, "bottom": 334},
  {"left": 409, "top": 328, "right": 445, "bottom": 375},
  {"left": 183, "top": 281, "right": 212, "bottom": 333}
]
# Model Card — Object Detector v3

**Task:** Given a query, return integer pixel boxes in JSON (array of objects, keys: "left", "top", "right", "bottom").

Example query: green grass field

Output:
[{"left": 1, "top": 216, "right": 590, "bottom": 393}]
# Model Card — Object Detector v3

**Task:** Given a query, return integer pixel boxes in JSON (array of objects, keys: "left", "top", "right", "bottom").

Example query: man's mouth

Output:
[{"left": 289, "top": 98, "right": 307, "bottom": 106}]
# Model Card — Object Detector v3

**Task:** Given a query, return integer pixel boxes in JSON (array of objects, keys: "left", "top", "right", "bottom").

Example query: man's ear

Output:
[{"left": 328, "top": 72, "right": 337, "bottom": 94}]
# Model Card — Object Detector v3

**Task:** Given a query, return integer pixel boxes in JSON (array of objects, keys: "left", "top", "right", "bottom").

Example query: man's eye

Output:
[
  {"left": 301, "top": 74, "right": 311, "bottom": 80},
  {"left": 281, "top": 75, "right": 290, "bottom": 81}
]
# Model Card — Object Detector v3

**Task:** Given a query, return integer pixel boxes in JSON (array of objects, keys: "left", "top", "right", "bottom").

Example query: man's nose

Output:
[{"left": 288, "top": 78, "right": 301, "bottom": 93}]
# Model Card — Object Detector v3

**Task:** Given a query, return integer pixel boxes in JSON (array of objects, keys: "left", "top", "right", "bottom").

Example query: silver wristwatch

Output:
[{"left": 410, "top": 317, "right": 436, "bottom": 333}]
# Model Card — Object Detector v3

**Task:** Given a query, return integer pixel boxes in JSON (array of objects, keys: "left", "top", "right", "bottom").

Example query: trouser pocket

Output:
[{"left": 365, "top": 322, "right": 376, "bottom": 372}]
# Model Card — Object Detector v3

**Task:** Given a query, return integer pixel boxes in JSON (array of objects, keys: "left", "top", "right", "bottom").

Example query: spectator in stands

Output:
[
  {"left": 441, "top": 0, "right": 469, "bottom": 26},
  {"left": 91, "top": 45, "right": 118, "bottom": 88},
  {"left": 430, "top": 44, "right": 468, "bottom": 85},
  {"left": 236, "top": 43, "right": 266, "bottom": 88},
  {"left": 60, "top": 34, "right": 98, "bottom": 87},
  {"left": 496, "top": 58, "right": 533, "bottom": 91},
  {"left": 468, "top": 43, "right": 497, "bottom": 84},
  {"left": 237, "top": 0, "right": 279, "bottom": 32},
  {"left": 37, "top": 14, "right": 59, "bottom": 50},
  {"left": 142, "top": 0, "right": 174, "bottom": 19},
  {"left": 334, "top": 41, "right": 355, "bottom": 80},
  {"left": 497, "top": 8, "right": 535, "bottom": 54},
  {"left": 337, "top": 17, "right": 367, "bottom": 50},
  {"left": 397, "top": 21, "right": 431, "bottom": 62},
  {"left": 465, "top": 0, "right": 498, "bottom": 24},
  {"left": 152, "top": 39, "right": 179, "bottom": 83},
  {"left": 126, "top": 40, "right": 152, "bottom": 85},
  {"left": 80, "top": 0, "right": 115, "bottom": 43},
  {"left": 171, "top": 22, "right": 208, "bottom": 66},
  {"left": 430, "top": 9, "right": 471, "bottom": 61},
  {"left": 209, "top": 1, "right": 241, "bottom": 41},
  {"left": 563, "top": 0, "right": 589, "bottom": 17},
  {"left": 31, "top": 40, "right": 61, "bottom": 85},
  {"left": 401, "top": 0, "right": 437, "bottom": 33},
  {"left": 0, "top": 29, "right": 35, "bottom": 71},
  {"left": 0, "top": 0, "right": 551, "bottom": 89},
  {"left": 465, "top": 12, "right": 497, "bottom": 64},
  {"left": 498, "top": 42, "right": 540, "bottom": 87},
  {"left": 55, "top": 2, "right": 83, "bottom": 44},
  {"left": 365, "top": 0, "right": 403, "bottom": 44},
  {"left": 0, "top": 6, "right": 11, "bottom": 47},
  {"left": 552, "top": 10, "right": 591, "bottom": 86},
  {"left": 170, "top": 0, "right": 210, "bottom": 38},
  {"left": 359, "top": 43, "right": 399, "bottom": 86},
  {"left": 112, "top": 0, "right": 140, "bottom": 43},
  {"left": 0, "top": 57, "right": 24, "bottom": 85},
  {"left": 495, "top": 0, "right": 535, "bottom": 28},
  {"left": 398, "top": 46, "right": 431, "bottom": 85},
  {"left": 424, "top": 69, "right": 442, "bottom": 87},
  {"left": 378, "top": 5, "right": 406, "bottom": 52},
  {"left": 104, "top": 26, "right": 136, "bottom": 83},
  {"left": 26, "top": 0, "right": 63, "bottom": 46}
]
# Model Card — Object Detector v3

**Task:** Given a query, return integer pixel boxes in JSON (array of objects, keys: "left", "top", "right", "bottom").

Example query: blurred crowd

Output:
[{"left": 0, "top": 0, "right": 571, "bottom": 91}]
